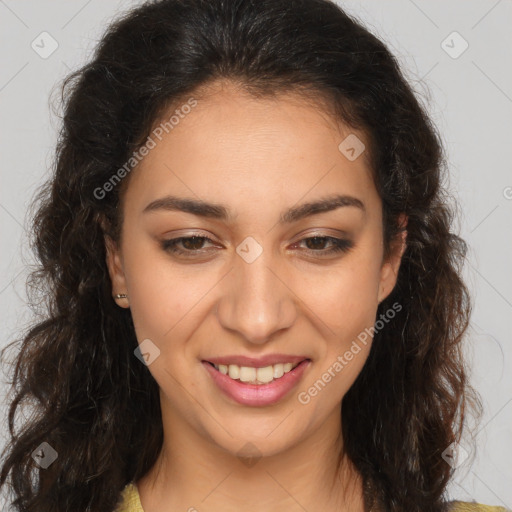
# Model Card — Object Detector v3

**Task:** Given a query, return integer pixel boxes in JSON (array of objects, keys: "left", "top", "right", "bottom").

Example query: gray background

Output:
[{"left": 1, "top": 0, "right": 511, "bottom": 509}]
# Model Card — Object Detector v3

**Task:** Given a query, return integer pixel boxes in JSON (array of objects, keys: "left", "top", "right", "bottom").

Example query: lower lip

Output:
[{"left": 202, "top": 360, "right": 311, "bottom": 407}]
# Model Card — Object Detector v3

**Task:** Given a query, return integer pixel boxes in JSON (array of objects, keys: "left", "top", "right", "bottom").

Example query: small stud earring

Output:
[{"left": 114, "top": 293, "right": 128, "bottom": 299}]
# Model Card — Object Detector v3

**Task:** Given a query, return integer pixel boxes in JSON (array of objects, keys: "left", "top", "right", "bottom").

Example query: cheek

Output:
[
  {"left": 122, "top": 225, "right": 382, "bottom": 347},
  {"left": 296, "top": 267, "right": 379, "bottom": 408},
  {"left": 295, "top": 252, "right": 381, "bottom": 337},
  {"left": 120, "top": 244, "right": 211, "bottom": 343}
]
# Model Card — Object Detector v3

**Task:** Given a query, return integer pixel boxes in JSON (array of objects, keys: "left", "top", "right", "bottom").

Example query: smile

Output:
[
  {"left": 207, "top": 361, "right": 302, "bottom": 385},
  {"left": 202, "top": 359, "right": 311, "bottom": 407}
]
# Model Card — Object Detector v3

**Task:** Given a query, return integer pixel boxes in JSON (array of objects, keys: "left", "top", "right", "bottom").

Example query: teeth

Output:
[
  {"left": 212, "top": 361, "right": 301, "bottom": 385},
  {"left": 255, "top": 365, "right": 274, "bottom": 383},
  {"left": 273, "top": 364, "right": 284, "bottom": 379},
  {"left": 228, "top": 365, "right": 240, "bottom": 380},
  {"left": 239, "top": 366, "right": 256, "bottom": 383}
]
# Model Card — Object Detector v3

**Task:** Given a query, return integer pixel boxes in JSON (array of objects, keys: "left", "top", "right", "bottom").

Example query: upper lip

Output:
[{"left": 203, "top": 354, "right": 309, "bottom": 368}]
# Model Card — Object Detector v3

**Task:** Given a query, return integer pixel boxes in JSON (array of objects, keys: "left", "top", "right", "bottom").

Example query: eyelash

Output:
[{"left": 160, "top": 235, "right": 353, "bottom": 258}]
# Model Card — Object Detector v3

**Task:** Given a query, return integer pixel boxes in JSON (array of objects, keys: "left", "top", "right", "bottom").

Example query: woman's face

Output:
[{"left": 106, "top": 80, "right": 406, "bottom": 458}]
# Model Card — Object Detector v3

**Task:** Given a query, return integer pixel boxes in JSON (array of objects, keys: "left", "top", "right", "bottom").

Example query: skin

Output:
[{"left": 105, "top": 79, "right": 407, "bottom": 512}]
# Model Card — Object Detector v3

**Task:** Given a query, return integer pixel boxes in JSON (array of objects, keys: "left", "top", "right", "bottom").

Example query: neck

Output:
[{"left": 136, "top": 397, "right": 366, "bottom": 512}]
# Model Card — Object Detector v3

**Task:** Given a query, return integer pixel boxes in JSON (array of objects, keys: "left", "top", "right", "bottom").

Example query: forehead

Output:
[{"left": 122, "top": 81, "right": 377, "bottom": 218}]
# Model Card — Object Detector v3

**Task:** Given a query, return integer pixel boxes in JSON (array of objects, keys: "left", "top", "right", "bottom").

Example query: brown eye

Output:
[
  {"left": 304, "top": 236, "right": 329, "bottom": 250},
  {"left": 296, "top": 236, "right": 353, "bottom": 256},
  {"left": 180, "top": 236, "right": 208, "bottom": 250},
  {"left": 161, "top": 236, "right": 216, "bottom": 256}
]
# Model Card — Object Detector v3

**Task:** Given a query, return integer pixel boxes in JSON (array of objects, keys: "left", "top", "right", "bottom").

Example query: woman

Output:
[{"left": 0, "top": 0, "right": 507, "bottom": 511}]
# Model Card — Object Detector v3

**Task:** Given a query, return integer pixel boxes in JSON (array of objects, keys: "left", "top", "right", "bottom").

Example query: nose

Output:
[{"left": 215, "top": 248, "right": 298, "bottom": 345}]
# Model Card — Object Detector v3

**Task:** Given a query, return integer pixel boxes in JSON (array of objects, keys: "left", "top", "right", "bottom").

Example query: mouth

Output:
[
  {"left": 202, "top": 358, "right": 310, "bottom": 385},
  {"left": 201, "top": 358, "right": 312, "bottom": 407}
]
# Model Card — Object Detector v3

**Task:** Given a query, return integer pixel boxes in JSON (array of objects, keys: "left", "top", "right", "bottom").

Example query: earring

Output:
[{"left": 114, "top": 293, "right": 128, "bottom": 299}]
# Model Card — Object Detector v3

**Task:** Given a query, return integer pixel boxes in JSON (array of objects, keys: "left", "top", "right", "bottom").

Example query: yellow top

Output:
[{"left": 114, "top": 482, "right": 510, "bottom": 512}]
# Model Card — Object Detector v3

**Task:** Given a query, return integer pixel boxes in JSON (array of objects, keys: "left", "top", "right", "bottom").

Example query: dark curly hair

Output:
[{"left": 0, "top": 0, "right": 483, "bottom": 511}]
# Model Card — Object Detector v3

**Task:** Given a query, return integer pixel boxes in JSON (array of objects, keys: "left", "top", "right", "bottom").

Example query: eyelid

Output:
[
  {"left": 161, "top": 228, "right": 350, "bottom": 245},
  {"left": 160, "top": 232, "right": 354, "bottom": 260},
  {"left": 291, "top": 235, "right": 353, "bottom": 255},
  {"left": 163, "top": 230, "right": 221, "bottom": 243},
  {"left": 290, "top": 228, "right": 351, "bottom": 241}
]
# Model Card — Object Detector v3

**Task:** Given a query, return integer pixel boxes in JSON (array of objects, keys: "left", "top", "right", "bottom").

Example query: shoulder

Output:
[
  {"left": 112, "top": 486, "right": 511, "bottom": 512},
  {"left": 447, "top": 500, "right": 511, "bottom": 512},
  {"left": 114, "top": 482, "right": 144, "bottom": 512}
]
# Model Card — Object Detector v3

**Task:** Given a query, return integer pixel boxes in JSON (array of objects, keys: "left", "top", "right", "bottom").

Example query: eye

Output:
[
  {"left": 293, "top": 236, "right": 353, "bottom": 256},
  {"left": 160, "top": 234, "right": 354, "bottom": 259},
  {"left": 160, "top": 235, "right": 217, "bottom": 256}
]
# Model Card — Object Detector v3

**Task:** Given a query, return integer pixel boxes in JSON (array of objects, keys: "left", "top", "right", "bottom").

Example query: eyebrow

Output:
[{"left": 142, "top": 193, "right": 365, "bottom": 224}]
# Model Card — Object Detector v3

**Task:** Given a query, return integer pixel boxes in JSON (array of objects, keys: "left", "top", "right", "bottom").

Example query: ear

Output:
[
  {"left": 377, "top": 213, "right": 408, "bottom": 304},
  {"left": 104, "top": 233, "right": 130, "bottom": 308}
]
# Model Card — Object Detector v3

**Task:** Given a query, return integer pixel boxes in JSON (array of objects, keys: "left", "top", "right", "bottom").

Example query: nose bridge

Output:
[{"left": 217, "top": 241, "right": 296, "bottom": 344}]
